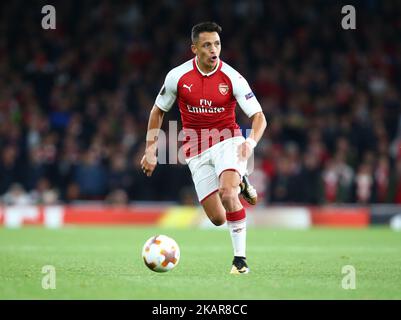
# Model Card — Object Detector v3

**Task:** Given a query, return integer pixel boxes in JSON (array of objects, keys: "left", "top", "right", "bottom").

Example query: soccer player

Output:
[{"left": 141, "top": 22, "right": 267, "bottom": 274}]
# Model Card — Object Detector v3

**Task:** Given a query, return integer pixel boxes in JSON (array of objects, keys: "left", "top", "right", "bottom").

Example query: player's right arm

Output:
[
  {"left": 140, "top": 70, "right": 178, "bottom": 177},
  {"left": 141, "top": 105, "right": 165, "bottom": 177}
]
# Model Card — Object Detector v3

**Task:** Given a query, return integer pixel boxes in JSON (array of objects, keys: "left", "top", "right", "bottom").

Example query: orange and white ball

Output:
[{"left": 142, "top": 235, "right": 180, "bottom": 272}]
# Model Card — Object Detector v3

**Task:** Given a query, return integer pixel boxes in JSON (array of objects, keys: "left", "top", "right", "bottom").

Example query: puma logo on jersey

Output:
[{"left": 183, "top": 84, "right": 193, "bottom": 92}]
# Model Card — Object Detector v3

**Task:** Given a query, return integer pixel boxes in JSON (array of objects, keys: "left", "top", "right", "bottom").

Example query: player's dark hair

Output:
[{"left": 191, "top": 21, "right": 222, "bottom": 43}]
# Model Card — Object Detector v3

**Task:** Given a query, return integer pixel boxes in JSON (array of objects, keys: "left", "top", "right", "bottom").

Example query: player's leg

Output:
[
  {"left": 214, "top": 137, "right": 250, "bottom": 274},
  {"left": 186, "top": 151, "right": 226, "bottom": 226},
  {"left": 219, "top": 170, "right": 242, "bottom": 212},
  {"left": 219, "top": 170, "right": 249, "bottom": 274},
  {"left": 200, "top": 191, "right": 226, "bottom": 226}
]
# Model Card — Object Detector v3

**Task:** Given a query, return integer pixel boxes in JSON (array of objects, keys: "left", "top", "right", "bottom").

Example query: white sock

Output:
[{"left": 227, "top": 218, "right": 247, "bottom": 258}]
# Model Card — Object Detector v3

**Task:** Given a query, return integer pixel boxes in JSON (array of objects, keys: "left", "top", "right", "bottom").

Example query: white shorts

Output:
[{"left": 185, "top": 136, "right": 248, "bottom": 203}]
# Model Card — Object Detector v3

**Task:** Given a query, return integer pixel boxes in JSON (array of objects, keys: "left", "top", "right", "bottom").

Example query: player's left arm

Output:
[
  {"left": 238, "top": 111, "right": 267, "bottom": 160},
  {"left": 247, "top": 111, "right": 266, "bottom": 143},
  {"left": 233, "top": 75, "right": 267, "bottom": 160}
]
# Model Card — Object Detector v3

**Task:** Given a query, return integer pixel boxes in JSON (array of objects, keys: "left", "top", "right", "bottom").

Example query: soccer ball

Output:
[{"left": 142, "top": 235, "right": 180, "bottom": 272}]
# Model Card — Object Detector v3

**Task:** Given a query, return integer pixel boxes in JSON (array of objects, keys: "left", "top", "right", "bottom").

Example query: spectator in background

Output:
[
  {"left": 333, "top": 152, "right": 354, "bottom": 203},
  {"left": 178, "top": 187, "right": 197, "bottom": 206},
  {"left": 2, "top": 183, "right": 34, "bottom": 206},
  {"left": 23, "top": 147, "right": 46, "bottom": 191},
  {"left": 390, "top": 160, "right": 401, "bottom": 204},
  {"left": 0, "top": 146, "right": 21, "bottom": 195},
  {"left": 128, "top": 148, "right": 160, "bottom": 201},
  {"left": 108, "top": 153, "right": 131, "bottom": 191},
  {"left": 322, "top": 159, "right": 339, "bottom": 203},
  {"left": 74, "top": 150, "right": 108, "bottom": 199},
  {"left": 374, "top": 156, "right": 390, "bottom": 203},
  {"left": 64, "top": 183, "right": 81, "bottom": 204},
  {"left": 353, "top": 162, "right": 376, "bottom": 204},
  {"left": 269, "top": 155, "right": 298, "bottom": 203},
  {"left": 30, "top": 178, "right": 60, "bottom": 205},
  {"left": 297, "top": 152, "right": 323, "bottom": 204},
  {"left": 106, "top": 189, "right": 129, "bottom": 205}
]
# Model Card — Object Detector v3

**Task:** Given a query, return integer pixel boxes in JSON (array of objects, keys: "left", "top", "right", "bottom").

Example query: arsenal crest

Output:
[{"left": 218, "top": 83, "right": 229, "bottom": 95}]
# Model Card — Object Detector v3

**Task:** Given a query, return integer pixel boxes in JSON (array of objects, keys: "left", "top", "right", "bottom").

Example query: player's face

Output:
[{"left": 191, "top": 32, "right": 221, "bottom": 72}]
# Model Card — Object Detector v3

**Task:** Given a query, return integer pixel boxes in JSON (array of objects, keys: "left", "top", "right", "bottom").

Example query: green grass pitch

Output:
[{"left": 0, "top": 226, "right": 400, "bottom": 299}]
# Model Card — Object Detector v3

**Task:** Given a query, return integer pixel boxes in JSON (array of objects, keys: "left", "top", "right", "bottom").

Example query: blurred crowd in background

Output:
[{"left": 1, "top": 0, "right": 401, "bottom": 206}]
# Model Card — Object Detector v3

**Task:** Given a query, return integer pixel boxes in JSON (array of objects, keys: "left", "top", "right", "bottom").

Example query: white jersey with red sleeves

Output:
[{"left": 155, "top": 57, "right": 262, "bottom": 157}]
